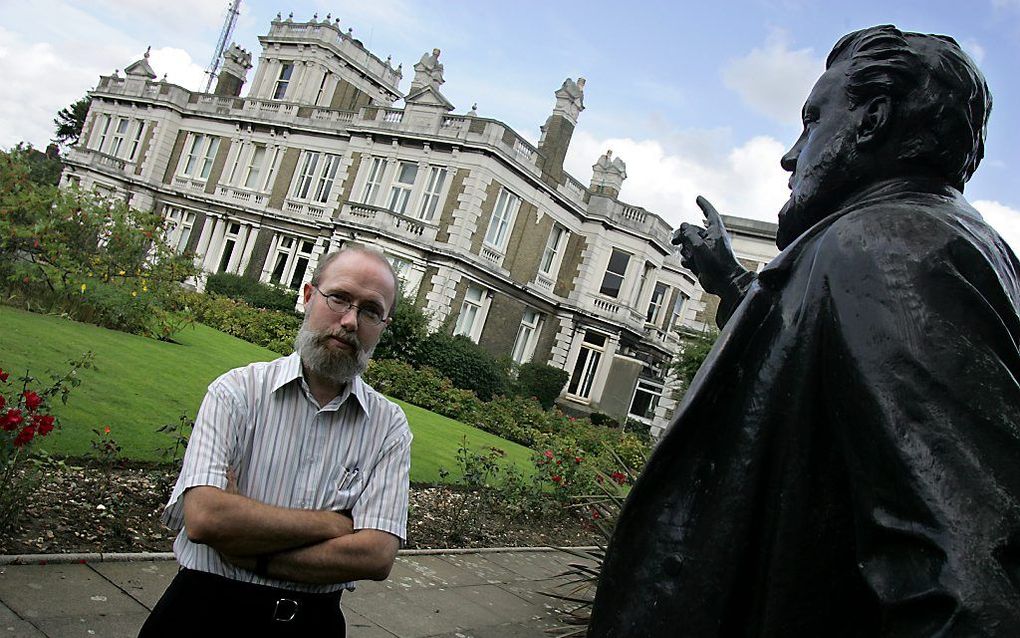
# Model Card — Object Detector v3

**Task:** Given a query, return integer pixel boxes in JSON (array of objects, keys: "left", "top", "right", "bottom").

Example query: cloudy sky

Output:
[{"left": 1, "top": 0, "right": 1018, "bottom": 249}]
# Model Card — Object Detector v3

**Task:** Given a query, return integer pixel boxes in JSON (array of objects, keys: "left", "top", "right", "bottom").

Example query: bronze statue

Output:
[{"left": 590, "top": 25, "right": 1020, "bottom": 636}]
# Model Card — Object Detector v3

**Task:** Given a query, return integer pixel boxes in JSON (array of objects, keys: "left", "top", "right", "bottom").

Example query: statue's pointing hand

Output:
[{"left": 672, "top": 196, "right": 744, "bottom": 297}]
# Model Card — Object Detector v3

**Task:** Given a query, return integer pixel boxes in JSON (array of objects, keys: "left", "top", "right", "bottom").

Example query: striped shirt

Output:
[{"left": 162, "top": 352, "right": 412, "bottom": 593}]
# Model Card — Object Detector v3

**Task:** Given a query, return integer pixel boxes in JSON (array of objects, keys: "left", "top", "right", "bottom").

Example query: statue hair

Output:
[{"left": 827, "top": 24, "right": 991, "bottom": 190}]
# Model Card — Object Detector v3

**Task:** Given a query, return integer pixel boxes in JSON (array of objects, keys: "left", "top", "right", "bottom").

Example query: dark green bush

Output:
[
  {"left": 589, "top": 412, "right": 620, "bottom": 428},
  {"left": 205, "top": 272, "right": 298, "bottom": 312},
  {"left": 181, "top": 291, "right": 301, "bottom": 355},
  {"left": 514, "top": 363, "right": 568, "bottom": 409},
  {"left": 374, "top": 294, "right": 430, "bottom": 364},
  {"left": 417, "top": 332, "right": 511, "bottom": 401}
]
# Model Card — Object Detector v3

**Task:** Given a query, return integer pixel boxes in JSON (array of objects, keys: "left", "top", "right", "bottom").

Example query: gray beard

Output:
[{"left": 294, "top": 324, "right": 372, "bottom": 386}]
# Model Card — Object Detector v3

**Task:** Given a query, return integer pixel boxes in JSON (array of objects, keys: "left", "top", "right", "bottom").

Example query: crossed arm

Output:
[{"left": 183, "top": 485, "right": 400, "bottom": 583}]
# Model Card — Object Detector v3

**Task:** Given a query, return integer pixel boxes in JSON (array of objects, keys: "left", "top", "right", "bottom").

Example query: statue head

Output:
[{"left": 776, "top": 25, "right": 991, "bottom": 249}]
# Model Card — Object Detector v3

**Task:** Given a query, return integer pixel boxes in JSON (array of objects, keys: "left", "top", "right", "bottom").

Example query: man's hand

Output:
[{"left": 673, "top": 196, "right": 747, "bottom": 297}]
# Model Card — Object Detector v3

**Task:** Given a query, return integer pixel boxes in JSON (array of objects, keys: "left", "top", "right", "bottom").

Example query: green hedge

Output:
[
  {"left": 514, "top": 363, "right": 568, "bottom": 409},
  {"left": 204, "top": 273, "right": 299, "bottom": 312},
  {"left": 179, "top": 291, "right": 301, "bottom": 355},
  {"left": 416, "top": 332, "right": 511, "bottom": 401}
]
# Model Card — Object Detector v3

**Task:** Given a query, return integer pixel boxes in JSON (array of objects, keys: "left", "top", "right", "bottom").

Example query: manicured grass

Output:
[{"left": 0, "top": 305, "right": 534, "bottom": 484}]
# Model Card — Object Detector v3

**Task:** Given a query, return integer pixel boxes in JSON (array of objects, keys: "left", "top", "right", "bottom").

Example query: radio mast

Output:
[{"left": 203, "top": 0, "right": 242, "bottom": 93}]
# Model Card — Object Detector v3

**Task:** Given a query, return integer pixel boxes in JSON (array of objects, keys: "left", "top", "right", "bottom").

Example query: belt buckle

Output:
[{"left": 273, "top": 598, "right": 299, "bottom": 622}]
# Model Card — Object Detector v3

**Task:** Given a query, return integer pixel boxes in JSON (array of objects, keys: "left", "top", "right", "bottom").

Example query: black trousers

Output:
[{"left": 138, "top": 568, "right": 346, "bottom": 637}]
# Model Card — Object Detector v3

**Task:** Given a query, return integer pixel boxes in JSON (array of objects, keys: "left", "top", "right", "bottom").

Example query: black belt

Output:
[{"left": 178, "top": 568, "right": 343, "bottom": 624}]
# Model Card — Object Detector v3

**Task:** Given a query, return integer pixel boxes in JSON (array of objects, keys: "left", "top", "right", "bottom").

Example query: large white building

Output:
[{"left": 61, "top": 14, "right": 778, "bottom": 437}]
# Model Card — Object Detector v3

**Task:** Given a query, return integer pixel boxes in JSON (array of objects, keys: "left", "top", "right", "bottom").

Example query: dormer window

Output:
[{"left": 273, "top": 62, "right": 294, "bottom": 100}]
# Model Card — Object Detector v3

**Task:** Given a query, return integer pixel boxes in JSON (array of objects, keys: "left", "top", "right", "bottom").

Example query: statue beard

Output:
[
  {"left": 776, "top": 133, "right": 861, "bottom": 251},
  {"left": 294, "top": 323, "right": 372, "bottom": 386}
]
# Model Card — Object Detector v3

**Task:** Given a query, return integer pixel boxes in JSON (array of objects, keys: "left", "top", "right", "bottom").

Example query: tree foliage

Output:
[
  {"left": 53, "top": 95, "right": 91, "bottom": 147},
  {"left": 0, "top": 147, "right": 199, "bottom": 338},
  {"left": 670, "top": 329, "right": 719, "bottom": 398}
]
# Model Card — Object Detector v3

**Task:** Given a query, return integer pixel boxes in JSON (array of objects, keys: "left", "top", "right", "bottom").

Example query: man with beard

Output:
[
  {"left": 140, "top": 246, "right": 410, "bottom": 637},
  {"left": 589, "top": 25, "right": 1020, "bottom": 636}
]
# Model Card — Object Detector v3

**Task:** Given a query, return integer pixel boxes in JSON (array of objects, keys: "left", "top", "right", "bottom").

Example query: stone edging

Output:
[{"left": 0, "top": 546, "right": 601, "bottom": 566}]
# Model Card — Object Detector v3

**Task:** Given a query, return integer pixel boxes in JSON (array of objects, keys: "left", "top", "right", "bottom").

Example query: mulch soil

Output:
[{"left": 0, "top": 462, "right": 603, "bottom": 555}]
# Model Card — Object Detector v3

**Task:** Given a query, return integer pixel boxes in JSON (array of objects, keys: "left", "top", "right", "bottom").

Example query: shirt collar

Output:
[{"left": 272, "top": 352, "right": 370, "bottom": 415}]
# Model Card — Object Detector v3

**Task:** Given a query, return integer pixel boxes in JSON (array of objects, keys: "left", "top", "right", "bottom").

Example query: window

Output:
[
  {"left": 315, "top": 71, "right": 330, "bottom": 106},
  {"left": 163, "top": 206, "right": 195, "bottom": 253},
  {"left": 647, "top": 282, "right": 668, "bottom": 323},
  {"left": 484, "top": 188, "right": 521, "bottom": 250},
  {"left": 218, "top": 222, "right": 242, "bottom": 273},
  {"left": 417, "top": 166, "right": 448, "bottom": 220},
  {"left": 127, "top": 121, "right": 145, "bottom": 161},
  {"left": 540, "top": 224, "right": 567, "bottom": 275},
  {"left": 454, "top": 286, "right": 487, "bottom": 342},
  {"left": 243, "top": 145, "right": 267, "bottom": 189},
  {"left": 268, "top": 236, "right": 315, "bottom": 289},
  {"left": 109, "top": 118, "right": 130, "bottom": 157},
  {"left": 180, "top": 134, "right": 220, "bottom": 180},
  {"left": 292, "top": 151, "right": 340, "bottom": 202},
  {"left": 94, "top": 115, "right": 111, "bottom": 152},
  {"left": 664, "top": 293, "right": 688, "bottom": 335},
  {"left": 629, "top": 379, "right": 664, "bottom": 421},
  {"left": 273, "top": 62, "right": 294, "bottom": 100},
  {"left": 567, "top": 331, "right": 607, "bottom": 400},
  {"left": 387, "top": 255, "right": 413, "bottom": 286},
  {"left": 262, "top": 147, "right": 281, "bottom": 192},
  {"left": 359, "top": 157, "right": 386, "bottom": 204},
  {"left": 387, "top": 162, "right": 418, "bottom": 214},
  {"left": 511, "top": 309, "right": 542, "bottom": 364},
  {"left": 599, "top": 249, "right": 630, "bottom": 298}
]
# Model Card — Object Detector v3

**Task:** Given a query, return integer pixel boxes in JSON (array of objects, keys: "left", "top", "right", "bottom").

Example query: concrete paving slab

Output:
[
  {"left": 30, "top": 611, "right": 149, "bottom": 637},
  {"left": 343, "top": 606, "right": 399, "bottom": 637},
  {"left": 0, "top": 600, "right": 46, "bottom": 637},
  {"left": 478, "top": 552, "right": 571, "bottom": 582},
  {"left": 89, "top": 561, "right": 176, "bottom": 610},
  {"left": 346, "top": 586, "right": 495, "bottom": 638},
  {"left": 0, "top": 564, "right": 148, "bottom": 620},
  {"left": 424, "top": 618, "right": 563, "bottom": 638},
  {"left": 432, "top": 554, "right": 521, "bottom": 586},
  {"left": 441, "top": 583, "right": 541, "bottom": 621}
]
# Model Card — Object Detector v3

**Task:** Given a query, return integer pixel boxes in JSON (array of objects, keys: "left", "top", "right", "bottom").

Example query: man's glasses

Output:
[{"left": 313, "top": 286, "right": 388, "bottom": 326}]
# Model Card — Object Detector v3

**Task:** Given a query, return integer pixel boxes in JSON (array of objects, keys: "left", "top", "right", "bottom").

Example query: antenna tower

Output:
[{"left": 203, "top": 0, "right": 242, "bottom": 93}]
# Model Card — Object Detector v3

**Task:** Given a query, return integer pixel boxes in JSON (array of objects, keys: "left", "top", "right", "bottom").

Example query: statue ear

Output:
[{"left": 856, "top": 95, "right": 891, "bottom": 147}]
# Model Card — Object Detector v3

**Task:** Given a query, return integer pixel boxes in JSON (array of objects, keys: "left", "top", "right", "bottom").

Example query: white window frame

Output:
[
  {"left": 273, "top": 62, "right": 294, "bottom": 100},
  {"left": 179, "top": 134, "right": 220, "bottom": 181},
  {"left": 162, "top": 206, "right": 195, "bottom": 253},
  {"left": 511, "top": 309, "right": 542, "bottom": 364},
  {"left": 315, "top": 70, "right": 330, "bottom": 106},
  {"left": 312, "top": 153, "right": 341, "bottom": 204},
  {"left": 358, "top": 157, "right": 386, "bottom": 205},
  {"left": 266, "top": 235, "right": 315, "bottom": 289},
  {"left": 628, "top": 379, "right": 664, "bottom": 422},
  {"left": 291, "top": 151, "right": 341, "bottom": 203},
  {"left": 453, "top": 285, "right": 489, "bottom": 343},
  {"left": 664, "top": 293, "right": 688, "bottom": 336},
  {"left": 599, "top": 248, "right": 631, "bottom": 299},
  {"left": 292, "top": 151, "right": 320, "bottom": 200},
  {"left": 567, "top": 330, "right": 607, "bottom": 401},
  {"left": 127, "top": 120, "right": 145, "bottom": 161},
  {"left": 217, "top": 222, "right": 243, "bottom": 273},
  {"left": 387, "top": 161, "right": 418, "bottom": 215},
  {"left": 243, "top": 144, "right": 268, "bottom": 190},
  {"left": 416, "top": 166, "right": 448, "bottom": 221},
  {"left": 108, "top": 117, "right": 130, "bottom": 157},
  {"left": 539, "top": 224, "right": 568, "bottom": 276},
  {"left": 484, "top": 187, "right": 521, "bottom": 251},
  {"left": 92, "top": 115, "right": 112, "bottom": 152},
  {"left": 647, "top": 282, "right": 669, "bottom": 324}
]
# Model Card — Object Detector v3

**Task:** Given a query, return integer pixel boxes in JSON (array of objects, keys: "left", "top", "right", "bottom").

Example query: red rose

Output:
[
  {"left": 611, "top": 471, "right": 627, "bottom": 485},
  {"left": 575, "top": 457, "right": 583, "bottom": 464},
  {"left": 23, "top": 391, "right": 42, "bottom": 411},
  {"left": 0, "top": 394, "right": 5, "bottom": 410},
  {"left": 3, "top": 408, "right": 23, "bottom": 430},
  {"left": 551, "top": 475, "right": 562, "bottom": 484},
  {"left": 13, "top": 425, "right": 35, "bottom": 447},
  {"left": 0, "top": 369, "right": 8, "bottom": 382},
  {"left": 33, "top": 414, "right": 55, "bottom": 436},
  {"left": 544, "top": 450, "right": 554, "bottom": 459}
]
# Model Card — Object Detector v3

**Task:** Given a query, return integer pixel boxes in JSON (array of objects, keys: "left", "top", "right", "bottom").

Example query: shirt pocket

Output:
[{"left": 324, "top": 463, "right": 363, "bottom": 512}]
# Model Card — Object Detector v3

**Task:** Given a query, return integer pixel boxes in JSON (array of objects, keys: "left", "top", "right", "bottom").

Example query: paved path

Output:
[{"left": 0, "top": 548, "right": 594, "bottom": 637}]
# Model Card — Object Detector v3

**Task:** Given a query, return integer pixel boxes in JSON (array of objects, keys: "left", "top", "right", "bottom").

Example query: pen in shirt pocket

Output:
[{"left": 337, "top": 467, "right": 360, "bottom": 491}]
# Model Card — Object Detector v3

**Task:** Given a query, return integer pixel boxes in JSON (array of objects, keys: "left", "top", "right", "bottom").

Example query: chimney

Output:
[
  {"left": 590, "top": 149, "right": 627, "bottom": 199},
  {"left": 215, "top": 44, "right": 253, "bottom": 97},
  {"left": 537, "top": 77, "right": 584, "bottom": 185}
]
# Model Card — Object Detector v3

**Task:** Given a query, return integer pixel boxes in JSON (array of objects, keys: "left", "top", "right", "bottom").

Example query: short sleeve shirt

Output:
[{"left": 162, "top": 353, "right": 412, "bottom": 593}]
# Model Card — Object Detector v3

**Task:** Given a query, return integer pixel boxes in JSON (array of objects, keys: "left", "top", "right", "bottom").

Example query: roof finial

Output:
[{"left": 144, "top": 46, "right": 151, "bottom": 59}]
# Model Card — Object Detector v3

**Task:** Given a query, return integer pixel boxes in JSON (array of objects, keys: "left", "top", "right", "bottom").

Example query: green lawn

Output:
[{"left": 0, "top": 305, "right": 534, "bottom": 484}]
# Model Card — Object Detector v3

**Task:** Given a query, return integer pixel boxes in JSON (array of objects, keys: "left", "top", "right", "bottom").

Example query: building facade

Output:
[{"left": 61, "top": 14, "right": 778, "bottom": 437}]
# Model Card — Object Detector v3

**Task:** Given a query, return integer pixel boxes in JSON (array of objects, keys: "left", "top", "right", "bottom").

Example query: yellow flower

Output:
[
  {"left": 118, "top": 270, "right": 126, "bottom": 276},
  {"left": 142, "top": 285, "right": 148, "bottom": 292},
  {"left": 131, "top": 291, "right": 137, "bottom": 297},
  {"left": 80, "top": 283, "right": 87, "bottom": 293}
]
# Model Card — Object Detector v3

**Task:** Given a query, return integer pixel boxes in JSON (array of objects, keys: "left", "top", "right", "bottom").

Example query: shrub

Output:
[
  {"left": 374, "top": 294, "right": 430, "bottom": 364},
  {"left": 182, "top": 291, "right": 301, "bottom": 355},
  {"left": 514, "top": 363, "right": 568, "bottom": 409},
  {"left": 589, "top": 412, "right": 620, "bottom": 428},
  {"left": 205, "top": 272, "right": 299, "bottom": 312},
  {"left": 417, "top": 332, "right": 511, "bottom": 401},
  {"left": 363, "top": 359, "right": 483, "bottom": 424}
]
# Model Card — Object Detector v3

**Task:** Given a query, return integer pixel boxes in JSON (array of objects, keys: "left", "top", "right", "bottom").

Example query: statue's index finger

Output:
[{"left": 696, "top": 196, "right": 724, "bottom": 230}]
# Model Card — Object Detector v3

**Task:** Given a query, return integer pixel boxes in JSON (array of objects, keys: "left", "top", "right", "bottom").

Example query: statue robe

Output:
[{"left": 590, "top": 182, "right": 1020, "bottom": 636}]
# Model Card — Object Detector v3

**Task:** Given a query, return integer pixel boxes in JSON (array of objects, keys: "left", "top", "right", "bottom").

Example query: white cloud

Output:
[
  {"left": 148, "top": 47, "right": 207, "bottom": 91},
  {"left": 564, "top": 129, "right": 789, "bottom": 229},
  {"left": 973, "top": 200, "right": 1020, "bottom": 253},
  {"left": 722, "top": 28, "right": 824, "bottom": 126},
  {"left": 961, "top": 38, "right": 987, "bottom": 64}
]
